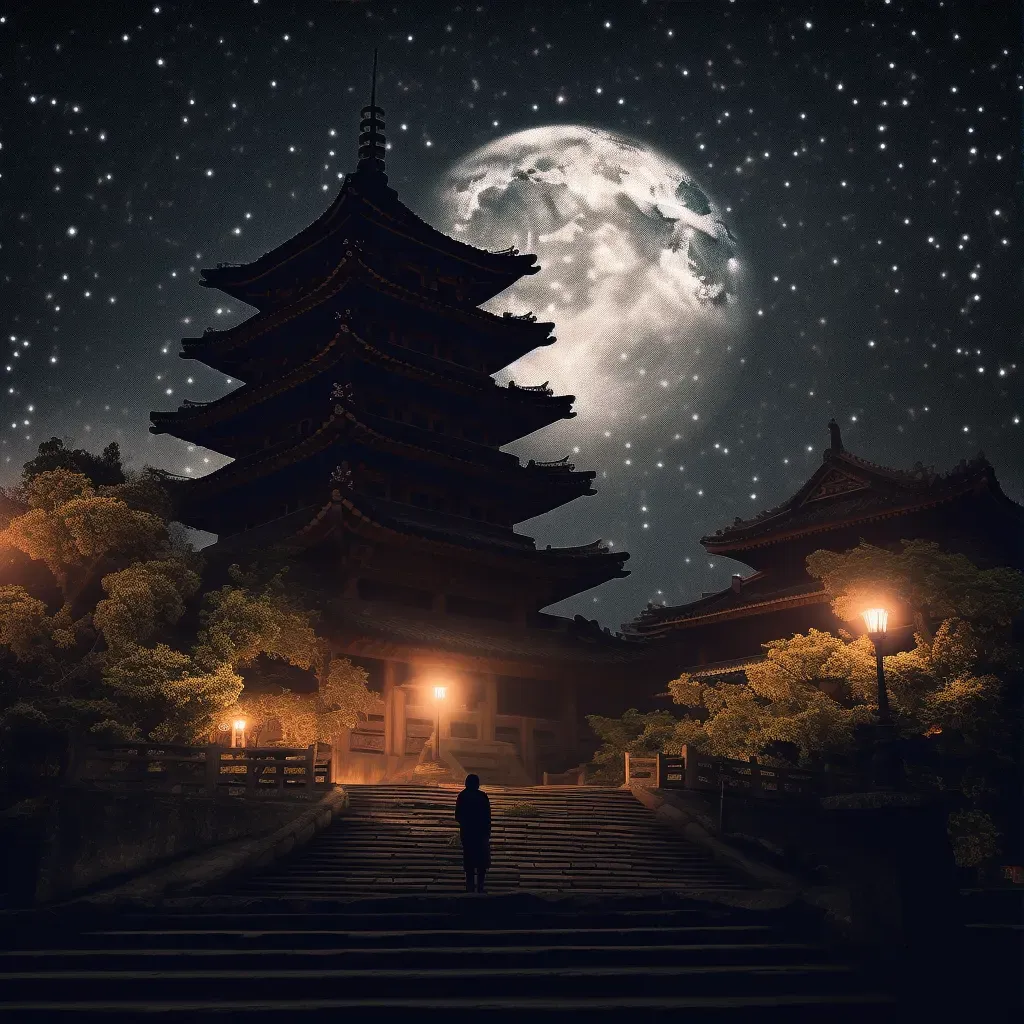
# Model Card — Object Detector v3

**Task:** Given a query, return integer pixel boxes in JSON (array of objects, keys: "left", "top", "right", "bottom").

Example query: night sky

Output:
[{"left": 4, "top": 1, "right": 1021, "bottom": 632}]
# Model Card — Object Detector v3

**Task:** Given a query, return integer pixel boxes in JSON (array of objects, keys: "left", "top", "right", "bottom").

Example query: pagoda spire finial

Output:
[{"left": 356, "top": 48, "right": 388, "bottom": 182}]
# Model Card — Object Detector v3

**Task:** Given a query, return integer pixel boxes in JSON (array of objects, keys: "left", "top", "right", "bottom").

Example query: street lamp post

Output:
[
  {"left": 861, "top": 607, "right": 901, "bottom": 787},
  {"left": 433, "top": 685, "right": 447, "bottom": 761},
  {"left": 861, "top": 607, "right": 891, "bottom": 725},
  {"left": 231, "top": 718, "right": 247, "bottom": 749}
]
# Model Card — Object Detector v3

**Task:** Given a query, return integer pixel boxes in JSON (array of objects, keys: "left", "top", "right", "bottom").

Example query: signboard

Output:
[{"left": 658, "top": 754, "right": 686, "bottom": 789}]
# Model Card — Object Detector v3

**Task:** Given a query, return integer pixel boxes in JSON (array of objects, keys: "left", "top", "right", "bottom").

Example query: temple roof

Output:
[
  {"left": 626, "top": 422, "right": 1023, "bottom": 638},
  {"left": 184, "top": 246, "right": 555, "bottom": 376},
  {"left": 198, "top": 55, "right": 539, "bottom": 312},
  {"left": 199, "top": 170, "right": 539, "bottom": 311},
  {"left": 624, "top": 573, "right": 828, "bottom": 638},
  {"left": 702, "top": 427, "right": 1022, "bottom": 555},
  {"left": 201, "top": 488, "right": 629, "bottom": 603},
  {"left": 152, "top": 319, "right": 573, "bottom": 451},
  {"left": 159, "top": 405, "right": 595, "bottom": 526},
  {"left": 334, "top": 600, "right": 647, "bottom": 671}
]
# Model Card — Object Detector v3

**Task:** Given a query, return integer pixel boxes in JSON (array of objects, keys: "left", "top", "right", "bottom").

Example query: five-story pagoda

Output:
[{"left": 150, "top": 59, "right": 636, "bottom": 784}]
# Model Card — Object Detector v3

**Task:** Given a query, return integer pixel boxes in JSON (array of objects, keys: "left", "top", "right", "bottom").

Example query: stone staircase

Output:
[
  {"left": 0, "top": 785, "right": 911, "bottom": 1018},
  {"left": 0, "top": 897, "right": 899, "bottom": 1020},
  {"left": 233, "top": 784, "right": 746, "bottom": 897},
  {"left": 443, "top": 739, "right": 532, "bottom": 787}
]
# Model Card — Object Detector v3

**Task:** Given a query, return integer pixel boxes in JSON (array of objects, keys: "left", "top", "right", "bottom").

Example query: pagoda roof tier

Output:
[
  {"left": 152, "top": 319, "right": 573, "bottom": 453},
  {"left": 331, "top": 600, "right": 647, "bottom": 674},
  {"left": 197, "top": 171, "right": 539, "bottom": 312},
  {"left": 181, "top": 245, "right": 555, "bottom": 380},
  {"left": 702, "top": 442, "right": 1024, "bottom": 560},
  {"left": 198, "top": 489, "right": 629, "bottom": 607},
  {"left": 161, "top": 406, "right": 596, "bottom": 530},
  {"left": 624, "top": 573, "right": 829, "bottom": 641}
]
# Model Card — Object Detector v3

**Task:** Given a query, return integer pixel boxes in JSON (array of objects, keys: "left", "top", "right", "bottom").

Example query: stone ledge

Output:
[
  {"left": 628, "top": 786, "right": 850, "bottom": 928},
  {"left": 78, "top": 786, "right": 349, "bottom": 905}
]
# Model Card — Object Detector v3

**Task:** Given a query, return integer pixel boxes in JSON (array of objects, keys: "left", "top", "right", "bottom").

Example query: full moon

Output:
[{"left": 430, "top": 124, "right": 749, "bottom": 458}]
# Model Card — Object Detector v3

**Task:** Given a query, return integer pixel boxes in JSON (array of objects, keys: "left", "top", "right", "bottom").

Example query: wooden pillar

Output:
[
  {"left": 383, "top": 662, "right": 407, "bottom": 758},
  {"left": 479, "top": 674, "right": 497, "bottom": 742},
  {"left": 520, "top": 716, "right": 537, "bottom": 782}
]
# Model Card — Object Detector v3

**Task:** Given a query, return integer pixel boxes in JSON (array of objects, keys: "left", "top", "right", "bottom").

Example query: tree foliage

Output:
[
  {"left": 224, "top": 657, "right": 381, "bottom": 748},
  {"left": 22, "top": 436, "right": 126, "bottom": 488},
  {"left": 0, "top": 442, "right": 379, "bottom": 790},
  {"left": 588, "top": 539, "right": 1024, "bottom": 863},
  {"left": 807, "top": 538, "right": 1024, "bottom": 637}
]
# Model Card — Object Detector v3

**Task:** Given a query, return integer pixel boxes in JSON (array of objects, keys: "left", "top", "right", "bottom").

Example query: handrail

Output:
[
  {"left": 625, "top": 748, "right": 861, "bottom": 800},
  {"left": 70, "top": 742, "right": 331, "bottom": 797}
]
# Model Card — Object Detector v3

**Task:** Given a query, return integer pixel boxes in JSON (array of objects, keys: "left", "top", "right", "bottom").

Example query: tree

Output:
[
  {"left": 223, "top": 658, "right": 381, "bottom": 748},
  {"left": 0, "top": 465, "right": 232, "bottom": 755},
  {"left": 585, "top": 709, "right": 680, "bottom": 785},
  {"left": 588, "top": 540, "right": 1024, "bottom": 865},
  {"left": 199, "top": 564, "right": 381, "bottom": 746},
  {"left": 806, "top": 538, "right": 1024, "bottom": 639},
  {"left": 0, "top": 442, "right": 379, "bottom": 793},
  {"left": 22, "top": 437, "right": 126, "bottom": 488}
]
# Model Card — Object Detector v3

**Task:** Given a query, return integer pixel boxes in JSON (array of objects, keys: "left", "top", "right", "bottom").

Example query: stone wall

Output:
[
  {"left": 654, "top": 786, "right": 964, "bottom": 981},
  {"left": 25, "top": 788, "right": 321, "bottom": 905}
]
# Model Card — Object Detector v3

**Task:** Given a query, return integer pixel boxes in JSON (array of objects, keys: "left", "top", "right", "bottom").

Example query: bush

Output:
[{"left": 503, "top": 801, "right": 540, "bottom": 818}]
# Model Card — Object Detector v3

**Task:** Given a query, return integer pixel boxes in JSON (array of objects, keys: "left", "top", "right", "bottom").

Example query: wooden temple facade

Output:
[
  {"left": 625, "top": 419, "right": 1024, "bottom": 685},
  {"left": 150, "top": 68, "right": 641, "bottom": 784}
]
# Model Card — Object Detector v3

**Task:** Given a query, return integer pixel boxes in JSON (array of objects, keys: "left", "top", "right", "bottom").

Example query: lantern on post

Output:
[
  {"left": 861, "top": 607, "right": 891, "bottom": 724},
  {"left": 861, "top": 606, "right": 904, "bottom": 788}
]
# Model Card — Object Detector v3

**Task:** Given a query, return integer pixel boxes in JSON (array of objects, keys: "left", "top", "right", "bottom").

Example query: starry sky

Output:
[{"left": 4, "top": 0, "right": 1021, "bottom": 632}]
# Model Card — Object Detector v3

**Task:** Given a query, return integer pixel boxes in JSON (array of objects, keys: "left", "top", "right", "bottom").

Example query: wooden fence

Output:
[
  {"left": 625, "top": 747, "right": 858, "bottom": 801},
  {"left": 70, "top": 742, "right": 332, "bottom": 798}
]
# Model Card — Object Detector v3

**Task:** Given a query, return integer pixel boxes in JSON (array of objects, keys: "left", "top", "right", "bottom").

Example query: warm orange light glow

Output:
[
  {"left": 433, "top": 685, "right": 447, "bottom": 701},
  {"left": 233, "top": 718, "right": 247, "bottom": 731},
  {"left": 862, "top": 607, "right": 889, "bottom": 635}
]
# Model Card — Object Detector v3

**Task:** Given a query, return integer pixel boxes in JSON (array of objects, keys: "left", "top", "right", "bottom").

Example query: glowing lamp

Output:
[
  {"left": 233, "top": 719, "right": 247, "bottom": 732},
  {"left": 861, "top": 607, "right": 889, "bottom": 635},
  {"left": 862, "top": 607, "right": 893, "bottom": 728},
  {"left": 433, "top": 685, "right": 447, "bottom": 701}
]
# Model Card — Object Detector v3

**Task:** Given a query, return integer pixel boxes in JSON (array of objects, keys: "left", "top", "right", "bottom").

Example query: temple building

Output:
[
  {"left": 625, "top": 419, "right": 1024, "bottom": 684},
  {"left": 150, "top": 60, "right": 641, "bottom": 784}
]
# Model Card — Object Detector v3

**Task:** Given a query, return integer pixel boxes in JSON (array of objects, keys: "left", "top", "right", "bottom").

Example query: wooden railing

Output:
[
  {"left": 625, "top": 748, "right": 859, "bottom": 801},
  {"left": 70, "top": 742, "right": 331, "bottom": 798}
]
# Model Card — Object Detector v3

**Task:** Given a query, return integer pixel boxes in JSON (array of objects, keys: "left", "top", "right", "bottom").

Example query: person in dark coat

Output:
[{"left": 454, "top": 773, "right": 491, "bottom": 893}]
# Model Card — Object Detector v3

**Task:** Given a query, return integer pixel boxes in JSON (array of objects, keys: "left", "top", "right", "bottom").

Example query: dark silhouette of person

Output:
[{"left": 454, "top": 773, "right": 491, "bottom": 893}]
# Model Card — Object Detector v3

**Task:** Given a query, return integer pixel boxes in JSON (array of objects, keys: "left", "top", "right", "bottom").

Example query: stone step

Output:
[
  {"left": 236, "top": 785, "right": 744, "bottom": 896},
  {"left": 0, "top": 993, "right": 898, "bottom": 1022},
  {"left": 0, "top": 940, "right": 830, "bottom": 972},
  {"left": 14, "top": 924, "right": 786, "bottom": 952},
  {"left": 1, "top": 895, "right": 897, "bottom": 1019},
  {"left": 0, "top": 961, "right": 866, "bottom": 1003}
]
